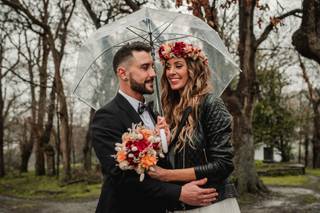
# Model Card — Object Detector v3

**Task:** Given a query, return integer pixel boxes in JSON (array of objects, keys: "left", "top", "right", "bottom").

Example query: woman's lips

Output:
[{"left": 169, "top": 78, "right": 180, "bottom": 84}]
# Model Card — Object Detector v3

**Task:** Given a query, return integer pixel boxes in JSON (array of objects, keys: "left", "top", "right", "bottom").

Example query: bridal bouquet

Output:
[{"left": 114, "top": 123, "right": 164, "bottom": 181}]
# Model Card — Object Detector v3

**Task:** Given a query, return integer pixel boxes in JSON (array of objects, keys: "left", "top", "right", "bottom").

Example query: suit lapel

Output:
[
  {"left": 147, "top": 101, "right": 159, "bottom": 122},
  {"left": 114, "top": 93, "right": 143, "bottom": 127}
]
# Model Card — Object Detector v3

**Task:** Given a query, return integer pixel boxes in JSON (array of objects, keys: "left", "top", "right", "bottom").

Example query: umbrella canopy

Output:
[{"left": 73, "top": 7, "right": 239, "bottom": 111}]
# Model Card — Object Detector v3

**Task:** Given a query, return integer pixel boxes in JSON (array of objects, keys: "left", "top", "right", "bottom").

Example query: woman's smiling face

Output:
[{"left": 165, "top": 57, "right": 189, "bottom": 91}]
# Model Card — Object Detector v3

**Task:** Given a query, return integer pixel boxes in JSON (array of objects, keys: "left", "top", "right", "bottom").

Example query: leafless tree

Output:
[
  {"left": 298, "top": 56, "right": 320, "bottom": 168},
  {"left": 293, "top": 0, "right": 320, "bottom": 168},
  {"left": 1, "top": 0, "right": 76, "bottom": 180},
  {"left": 0, "top": 16, "right": 20, "bottom": 177}
]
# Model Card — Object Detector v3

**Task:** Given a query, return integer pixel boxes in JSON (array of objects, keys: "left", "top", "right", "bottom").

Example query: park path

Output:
[
  {"left": 241, "top": 175, "right": 320, "bottom": 213},
  {"left": 241, "top": 186, "right": 320, "bottom": 213},
  {"left": 0, "top": 195, "right": 97, "bottom": 213},
  {"left": 1, "top": 176, "right": 320, "bottom": 213}
]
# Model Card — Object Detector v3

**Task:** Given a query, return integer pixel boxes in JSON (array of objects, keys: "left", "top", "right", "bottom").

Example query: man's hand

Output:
[{"left": 179, "top": 178, "right": 218, "bottom": 206}]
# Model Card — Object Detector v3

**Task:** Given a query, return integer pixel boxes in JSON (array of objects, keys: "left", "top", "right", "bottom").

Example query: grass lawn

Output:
[
  {"left": 0, "top": 172, "right": 101, "bottom": 200},
  {"left": 306, "top": 168, "right": 320, "bottom": 177},
  {"left": 260, "top": 175, "right": 309, "bottom": 186}
]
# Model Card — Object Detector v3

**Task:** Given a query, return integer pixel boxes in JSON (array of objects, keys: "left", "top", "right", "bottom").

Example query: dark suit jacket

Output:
[{"left": 91, "top": 93, "right": 181, "bottom": 213}]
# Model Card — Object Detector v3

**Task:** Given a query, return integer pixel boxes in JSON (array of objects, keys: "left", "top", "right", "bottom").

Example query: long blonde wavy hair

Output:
[{"left": 161, "top": 57, "right": 212, "bottom": 151}]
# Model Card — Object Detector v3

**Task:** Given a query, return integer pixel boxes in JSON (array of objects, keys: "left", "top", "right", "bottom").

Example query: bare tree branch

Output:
[
  {"left": 9, "top": 68, "right": 51, "bottom": 89},
  {"left": 123, "top": 0, "right": 140, "bottom": 11},
  {"left": 81, "top": 0, "right": 101, "bottom": 28},
  {"left": 255, "top": 9, "right": 303, "bottom": 48},
  {"left": 2, "top": 0, "right": 50, "bottom": 33},
  {"left": 298, "top": 54, "right": 318, "bottom": 103}
]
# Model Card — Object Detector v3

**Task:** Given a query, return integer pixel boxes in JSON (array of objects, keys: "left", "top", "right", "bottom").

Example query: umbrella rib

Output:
[
  {"left": 155, "top": 34, "right": 192, "bottom": 44},
  {"left": 74, "top": 30, "right": 150, "bottom": 95},
  {"left": 126, "top": 27, "right": 149, "bottom": 42},
  {"left": 127, "top": 25, "right": 148, "bottom": 33},
  {"left": 152, "top": 16, "right": 178, "bottom": 43}
]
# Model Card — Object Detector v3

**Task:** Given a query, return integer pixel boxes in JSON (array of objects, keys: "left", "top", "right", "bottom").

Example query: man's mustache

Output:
[{"left": 145, "top": 78, "right": 154, "bottom": 84}]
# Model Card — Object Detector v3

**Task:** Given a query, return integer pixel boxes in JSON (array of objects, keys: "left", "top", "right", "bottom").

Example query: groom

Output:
[{"left": 91, "top": 41, "right": 218, "bottom": 213}]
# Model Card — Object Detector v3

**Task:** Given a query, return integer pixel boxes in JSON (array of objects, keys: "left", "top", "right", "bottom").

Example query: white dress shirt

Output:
[{"left": 118, "top": 90, "right": 155, "bottom": 129}]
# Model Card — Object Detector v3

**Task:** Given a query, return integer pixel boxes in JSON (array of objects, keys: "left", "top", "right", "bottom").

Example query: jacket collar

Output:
[{"left": 114, "top": 93, "right": 143, "bottom": 125}]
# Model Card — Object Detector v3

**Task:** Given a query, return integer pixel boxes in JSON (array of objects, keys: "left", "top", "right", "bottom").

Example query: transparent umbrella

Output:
[{"left": 73, "top": 7, "right": 240, "bottom": 112}]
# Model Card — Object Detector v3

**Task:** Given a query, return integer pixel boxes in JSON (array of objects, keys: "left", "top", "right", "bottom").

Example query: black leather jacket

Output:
[{"left": 168, "top": 94, "right": 238, "bottom": 211}]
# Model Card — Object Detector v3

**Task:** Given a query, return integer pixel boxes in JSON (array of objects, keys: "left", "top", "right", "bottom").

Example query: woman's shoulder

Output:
[
  {"left": 201, "top": 93, "right": 231, "bottom": 119},
  {"left": 202, "top": 93, "right": 225, "bottom": 108}
]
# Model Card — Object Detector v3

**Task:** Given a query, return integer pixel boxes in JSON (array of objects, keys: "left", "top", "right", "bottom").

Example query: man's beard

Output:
[{"left": 129, "top": 76, "right": 154, "bottom": 95}]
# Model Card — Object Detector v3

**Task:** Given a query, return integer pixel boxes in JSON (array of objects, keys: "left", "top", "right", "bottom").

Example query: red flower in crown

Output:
[
  {"left": 158, "top": 41, "right": 208, "bottom": 65},
  {"left": 172, "top": 42, "right": 186, "bottom": 57}
]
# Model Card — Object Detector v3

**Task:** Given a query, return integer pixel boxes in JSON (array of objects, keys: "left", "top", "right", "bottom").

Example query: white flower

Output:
[
  {"left": 119, "top": 161, "right": 129, "bottom": 169},
  {"left": 137, "top": 133, "right": 143, "bottom": 140},
  {"left": 147, "top": 136, "right": 154, "bottom": 143},
  {"left": 131, "top": 146, "right": 138, "bottom": 151},
  {"left": 136, "top": 165, "right": 144, "bottom": 174},
  {"left": 128, "top": 153, "right": 134, "bottom": 158},
  {"left": 139, "top": 173, "right": 145, "bottom": 182},
  {"left": 115, "top": 147, "right": 122, "bottom": 152},
  {"left": 155, "top": 137, "right": 161, "bottom": 143}
]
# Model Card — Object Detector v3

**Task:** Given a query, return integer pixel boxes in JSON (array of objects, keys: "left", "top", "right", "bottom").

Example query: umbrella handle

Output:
[{"left": 159, "top": 129, "right": 168, "bottom": 153}]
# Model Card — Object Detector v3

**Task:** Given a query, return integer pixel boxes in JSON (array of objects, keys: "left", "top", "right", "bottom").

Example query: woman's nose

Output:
[{"left": 167, "top": 67, "right": 175, "bottom": 75}]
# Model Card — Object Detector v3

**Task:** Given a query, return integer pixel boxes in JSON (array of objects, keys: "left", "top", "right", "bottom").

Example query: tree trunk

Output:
[
  {"left": 231, "top": 0, "right": 267, "bottom": 194},
  {"left": 50, "top": 43, "right": 71, "bottom": 181},
  {"left": 20, "top": 143, "right": 33, "bottom": 173},
  {"left": 41, "top": 77, "right": 56, "bottom": 175},
  {"left": 0, "top": 80, "right": 4, "bottom": 177},
  {"left": 83, "top": 108, "right": 95, "bottom": 171},
  {"left": 20, "top": 140, "right": 33, "bottom": 172},
  {"left": 37, "top": 37, "right": 50, "bottom": 175},
  {"left": 35, "top": 139, "right": 45, "bottom": 175},
  {"left": 0, "top": 35, "right": 4, "bottom": 177},
  {"left": 45, "top": 144, "right": 55, "bottom": 176},
  {"left": 232, "top": 111, "right": 266, "bottom": 193},
  {"left": 19, "top": 118, "right": 33, "bottom": 173},
  {"left": 298, "top": 56, "right": 320, "bottom": 168},
  {"left": 312, "top": 104, "right": 320, "bottom": 168},
  {"left": 292, "top": 0, "right": 320, "bottom": 64},
  {"left": 305, "top": 134, "right": 309, "bottom": 167}
]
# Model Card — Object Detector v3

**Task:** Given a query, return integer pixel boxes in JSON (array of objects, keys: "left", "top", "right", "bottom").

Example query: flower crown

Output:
[{"left": 158, "top": 41, "right": 208, "bottom": 65}]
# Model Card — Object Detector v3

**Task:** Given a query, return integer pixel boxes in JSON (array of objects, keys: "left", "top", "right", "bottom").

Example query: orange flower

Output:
[
  {"left": 139, "top": 128, "right": 154, "bottom": 140},
  {"left": 117, "top": 150, "right": 127, "bottom": 162},
  {"left": 140, "top": 154, "right": 157, "bottom": 169}
]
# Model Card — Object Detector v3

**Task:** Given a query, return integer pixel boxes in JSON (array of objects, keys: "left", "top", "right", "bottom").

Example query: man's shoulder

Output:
[
  {"left": 99, "top": 98, "right": 118, "bottom": 111},
  {"left": 93, "top": 97, "right": 122, "bottom": 120}
]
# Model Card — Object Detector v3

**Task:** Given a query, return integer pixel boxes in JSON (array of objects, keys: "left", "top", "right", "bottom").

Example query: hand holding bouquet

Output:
[{"left": 114, "top": 123, "right": 165, "bottom": 181}]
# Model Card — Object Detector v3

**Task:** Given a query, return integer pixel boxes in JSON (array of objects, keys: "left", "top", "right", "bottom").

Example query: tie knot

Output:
[{"left": 138, "top": 102, "right": 148, "bottom": 114}]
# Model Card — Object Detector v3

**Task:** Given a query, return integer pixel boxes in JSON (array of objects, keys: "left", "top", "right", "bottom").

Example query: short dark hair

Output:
[{"left": 112, "top": 41, "right": 152, "bottom": 73}]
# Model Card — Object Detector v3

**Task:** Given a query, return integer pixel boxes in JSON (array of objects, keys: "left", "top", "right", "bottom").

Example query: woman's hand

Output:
[
  {"left": 156, "top": 116, "right": 171, "bottom": 144},
  {"left": 148, "top": 166, "right": 171, "bottom": 182}
]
